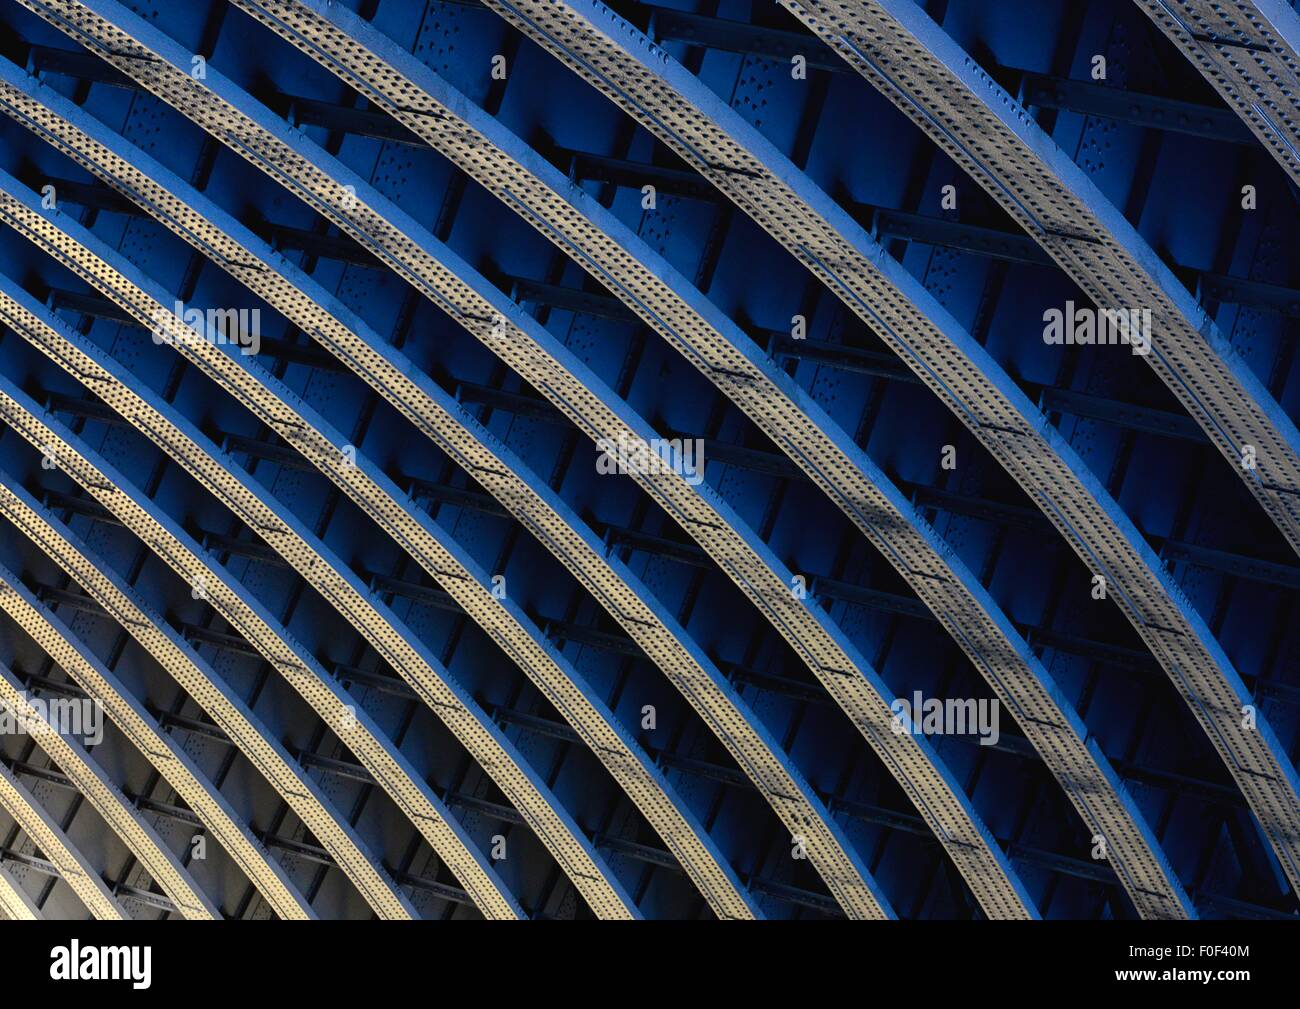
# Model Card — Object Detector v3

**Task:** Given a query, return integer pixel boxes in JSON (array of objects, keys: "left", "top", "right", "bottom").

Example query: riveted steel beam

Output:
[
  {"left": 1018, "top": 69, "right": 1257, "bottom": 145},
  {"left": 787, "top": 2, "right": 1300, "bottom": 558},
  {"left": 223, "top": 0, "right": 1040, "bottom": 919},
  {"left": 0, "top": 394, "right": 420, "bottom": 920},
  {"left": 0, "top": 306, "right": 545, "bottom": 922},
  {"left": 501, "top": 0, "right": 1220, "bottom": 923},
  {"left": 0, "top": 73, "right": 751, "bottom": 921},
  {"left": 6, "top": 582, "right": 534, "bottom": 913},
  {"left": 469, "top": 0, "right": 1194, "bottom": 919},
  {"left": 0, "top": 557, "right": 315, "bottom": 919},
  {"left": 488, "top": 0, "right": 1300, "bottom": 914},
  {"left": 0, "top": 863, "right": 44, "bottom": 919}
]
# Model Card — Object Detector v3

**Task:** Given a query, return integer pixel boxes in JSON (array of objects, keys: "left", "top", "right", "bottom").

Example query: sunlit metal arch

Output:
[
  {"left": 0, "top": 448, "right": 526, "bottom": 922},
  {"left": 225, "top": 0, "right": 1048, "bottom": 920},
  {"left": 0, "top": 320, "right": 646, "bottom": 923},
  {"left": 0, "top": 862, "right": 43, "bottom": 919},
  {"left": 0, "top": 375, "right": 421, "bottom": 921},
  {"left": 3, "top": 157, "right": 777, "bottom": 920},
  {"left": 457, "top": 0, "right": 1195, "bottom": 919},
  {"left": 0, "top": 61, "right": 769, "bottom": 921},
  {"left": 1133, "top": 0, "right": 1300, "bottom": 189}
]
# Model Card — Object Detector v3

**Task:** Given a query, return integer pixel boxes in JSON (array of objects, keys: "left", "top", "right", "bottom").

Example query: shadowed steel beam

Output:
[
  {"left": 0, "top": 562, "right": 314, "bottom": 920},
  {"left": 0, "top": 100, "right": 645, "bottom": 913},
  {"left": 474, "top": 0, "right": 1196, "bottom": 920},
  {"left": 1017, "top": 70, "right": 1257, "bottom": 145},
  {"left": 0, "top": 660, "right": 219, "bottom": 918},
  {"left": 0, "top": 295, "right": 642, "bottom": 923},
  {"left": 0, "top": 757, "right": 125, "bottom": 919},
  {"left": 856, "top": 202, "right": 1300, "bottom": 321},
  {"left": 1133, "top": 0, "right": 1300, "bottom": 185},
  {"left": 787, "top": 0, "right": 1300, "bottom": 553},
  {"left": 0, "top": 281, "right": 633, "bottom": 924},
  {"left": 0, "top": 391, "right": 419, "bottom": 920},
  {"left": 646, "top": 4, "right": 845, "bottom": 71},
  {"left": 557, "top": 147, "right": 717, "bottom": 199},
  {"left": 281, "top": 93, "right": 418, "bottom": 144},
  {"left": 0, "top": 863, "right": 43, "bottom": 919},
  {"left": 650, "top": 415, "right": 1296, "bottom": 590},
  {"left": 324, "top": 723, "right": 1222, "bottom": 904},
  {"left": 24, "top": 201, "right": 769, "bottom": 918},
  {"left": 228, "top": 0, "right": 1045, "bottom": 919},
  {"left": 15, "top": 2, "right": 895, "bottom": 919},
  {"left": 782, "top": 0, "right": 1300, "bottom": 898}
]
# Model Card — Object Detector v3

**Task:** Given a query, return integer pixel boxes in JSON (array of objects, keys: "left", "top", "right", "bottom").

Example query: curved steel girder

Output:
[
  {"left": 453, "top": 0, "right": 1197, "bottom": 919},
  {"left": 0, "top": 863, "right": 43, "bottom": 919},
  {"left": 1133, "top": 0, "right": 1300, "bottom": 187},
  {"left": 224, "top": 0, "right": 1040, "bottom": 921},
  {"left": 0, "top": 658, "right": 219, "bottom": 918},
  {"left": 0, "top": 65, "right": 762, "bottom": 922},
  {"left": 0, "top": 448, "right": 522, "bottom": 922},
  {"left": 779, "top": 0, "right": 1300, "bottom": 899},
  {"left": 0, "top": 554, "right": 314, "bottom": 920},
  {"left": 0, "top": 753, "right": 125, "bottom": 919},
  {"left": 5, "top": 4, "right": 898, "bottom": 920},
  {"left": 0, "top": 382, "right": 419, "bottom": 921}
]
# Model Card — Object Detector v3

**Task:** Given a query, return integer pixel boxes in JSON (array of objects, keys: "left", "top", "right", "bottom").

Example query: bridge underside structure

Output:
[{"left": 0, "top": 0, "right": 1295, "bottom": 920}]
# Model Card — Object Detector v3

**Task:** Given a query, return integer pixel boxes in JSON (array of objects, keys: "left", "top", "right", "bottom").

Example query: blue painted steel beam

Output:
[
  {"left": 643, "top": 3, "right": 845, "bottom": 72},
  {"left": 0, "top": 540, "right": 316, "bottom": 918},
  {"left": 0, "top": 0, "right": 1281, "bottom": 919},
  {"left": 419, "top": 380, "right": 1300, "bottom": 590},
  {"left": 62, "top": 151, "right": 1300, "bottom": 335},
  {"left": 229, "top": 0, "right": 1158, "bottom": 919},
  {"left": 0, "top": 756, "right": 126, "bottom": 918},
  {"left": 3, "top": 36, "right": 848, "bottom": 924},
  {"left": 0, "top": 273, "right": 582, "bottom": 919},
  {"left": 0, "top": 397, "right": 421, "bottom": 918},
  {"left": 473, "top": 0, "right": 1228, "bottom": 918},
  {"left": 1018, "top": 69, "right": 1257, "bottom": 145}
]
